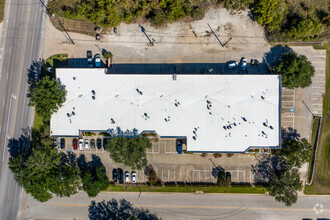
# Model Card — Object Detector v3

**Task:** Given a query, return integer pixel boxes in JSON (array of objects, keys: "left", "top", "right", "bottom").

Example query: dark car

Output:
[
  {"left": 87, "top": 51, "right": 93, "bottom": 67},
  {"left": 73, "top": 138, "right": 78, "bottom": 150},
  {"left": 112, "top": 169, "right": 118, "bottom": 182},
  {"left": 118, "top": 168, "right": 124, "bottom": 184},
  {"left": 60, "top": 138, "right": 65, "bottom": 149},
  {"left": 176, "top": 140, "right": 182, "bottom": 154},
  {"left": 90, "top": 139, "right": 95, "bottom": 149},
  {"left": 97, "top": 138, "right": 102, "bottom": 149}
]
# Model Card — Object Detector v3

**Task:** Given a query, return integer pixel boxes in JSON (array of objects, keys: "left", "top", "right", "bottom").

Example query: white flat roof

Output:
[{"left": 51, "top": 68, "right": 281, "bottom": 152}]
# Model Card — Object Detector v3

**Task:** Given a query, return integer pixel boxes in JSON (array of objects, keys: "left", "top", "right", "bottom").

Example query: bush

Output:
[
  {"left": 201, "top": 153, "right": 207, "bottom": 158},
  {"left": 218, "top": 171, "right": 231, "bottom": 187},
  {"left": 226, "top": 153, "right": 234, "bottom": 158},
  {"left": 213, "top": 153, "right": 222, "bottom": 158},
  {"left": 148, "top": 170, "right": 157, "bottom": 185}
]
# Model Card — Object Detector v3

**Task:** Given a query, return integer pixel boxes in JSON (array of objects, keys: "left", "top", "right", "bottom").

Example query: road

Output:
[
  {"left": 23, "top": 192, "right": 329, "bottom": 220},
  {"left": 0, "top": 0, "right": 47, "bottom": 219}
]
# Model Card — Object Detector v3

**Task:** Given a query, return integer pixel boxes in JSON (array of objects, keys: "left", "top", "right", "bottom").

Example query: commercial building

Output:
[{"left": 51, "top": 68, "right": 281, "bottom": 152}]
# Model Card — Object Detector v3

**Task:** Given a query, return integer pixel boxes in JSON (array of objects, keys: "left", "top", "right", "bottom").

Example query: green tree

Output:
[
  {"left": 105, "top": 136, "right": 151, "bottom": 170},
  {"left": 268, "top": 167, "right": 302, "bottom": 206},
  {"left": 287, "top": 17, "right": 323, "bottom": 40},
  {"left": 8, "top": 142, "right": 81, "bottom": 202},
  {"left": 272, "top": 52, "right": 315, "bottom": 89},
  {"left": 253, "top": 156, "right": 303, "bottom": 206},
  {"left": 81, "top": 166, "right": 110, "bottom": 197},
  {"left": 276, "top": 138, "right": 311, "bottom": 168},
  {"left": 28, "top": 76, "right": 66, "bottom": 120},
  {"left": 253, "top": 0, "right": 279, "bottom": 25}
]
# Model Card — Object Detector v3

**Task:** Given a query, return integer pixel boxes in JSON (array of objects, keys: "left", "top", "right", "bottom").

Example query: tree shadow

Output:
[
  {"left": 251, "top": 155, "right": 285, "bottom": 185},
  {"left": 60, "top": 151, "right": 77, "bottom": 165},
  {"left": 27, "top": 59, "right": 44, "bottom": 85},
  {"left": 88, "top": 199, "right": 161, "bottom": 220},
  {"left": 247, "top": 11, "right": 256, "bottom": 22},
  {"left": 105, "top": 127, "right": 139, "bottom": 137},
  {"left": 263, "top": 46, "right": 293, "bottom": 67},
  {"left": 77, "top": 154, "right": 105, "bottom": 171},
  {"left": 211, "top": 165, "right": 224, "bottom": 179},
  {"left": 281, "top": 127, "right": 300, "bottom": 141},
  {"left": 7, "top": 128, "right": 33, "bottom": 158},
  {"left": 144, "top": 164, "right": 154, "bottom": 176}
]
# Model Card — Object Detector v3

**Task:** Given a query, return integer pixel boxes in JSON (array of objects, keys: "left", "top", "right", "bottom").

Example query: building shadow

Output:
[{"left": 88, "top": 199, "right": 161, "bottom": 220}]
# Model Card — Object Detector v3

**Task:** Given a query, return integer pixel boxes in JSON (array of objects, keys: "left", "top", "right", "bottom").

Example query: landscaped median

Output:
[{"left": 106, "top": 185, "right": 267, "bottom": 194}]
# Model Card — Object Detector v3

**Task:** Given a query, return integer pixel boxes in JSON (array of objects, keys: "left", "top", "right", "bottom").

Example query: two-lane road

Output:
[
  {"left": 0, "top": 0, "right": 47, "bottom": 219},
  {"left": 24, "top": 192, "right": 330, "bottom": 220}
]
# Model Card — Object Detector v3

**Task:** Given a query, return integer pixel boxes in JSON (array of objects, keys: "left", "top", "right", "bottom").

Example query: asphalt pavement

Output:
[
  {"left": 23, "top": 192, "right": 330, "bottom": 220},
  {"left": 0, "top": 0, "right": 47, "bottom": 219}
]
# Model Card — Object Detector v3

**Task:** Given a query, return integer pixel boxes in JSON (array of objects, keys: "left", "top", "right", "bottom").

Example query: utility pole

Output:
[
  {"left": 39, "top": 0, "right": 74, "bottom": 45},
  {"left": 58, "top": 20, "right": 75, "bottom": 45}
]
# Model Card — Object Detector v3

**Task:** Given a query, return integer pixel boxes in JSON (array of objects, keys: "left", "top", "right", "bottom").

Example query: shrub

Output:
[
  {"left": 213, "top": 153, "right": 222, "bottom": 158},
  {"left": 148, "top": 170, "right": 157, "bottom": 185},
  {"left": 226, "top": 153, "right": 234, "bottom": 157},
  {"left": 201, "top": 153, "right": 207, "bottom": 158}
]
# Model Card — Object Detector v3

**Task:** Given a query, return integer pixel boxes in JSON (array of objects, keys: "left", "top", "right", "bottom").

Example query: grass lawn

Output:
[
  {"left": 107, "top": 185, "right": 267, "bottom": 194},
  {"left": 306, "top": 116, "right": 321, "bottom": 182},
  {"left": 306, "top": 44, "right": 330, "bottom": 194},
  {"left": 33, "top": 111, "right": 44, "bottom": 132},
  {"left": 0, "top": 0, "right": 5, "bottom": 23},
  {"left": 42, "top": 54, "right": 68, "bottom": 78}
]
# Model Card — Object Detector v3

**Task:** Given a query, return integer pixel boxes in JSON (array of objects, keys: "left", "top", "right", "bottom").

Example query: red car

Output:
[{"left": 73, "top": 138, "right": 78, "bottom": 150}]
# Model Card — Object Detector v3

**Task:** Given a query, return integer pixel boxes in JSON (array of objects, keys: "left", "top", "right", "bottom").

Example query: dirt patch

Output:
[{"left": 49, "top": 16, "right": 96, "bottom": 37}]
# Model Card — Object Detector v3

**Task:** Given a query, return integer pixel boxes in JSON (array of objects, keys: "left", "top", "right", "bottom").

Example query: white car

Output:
[
  {"left": 85, "top": 139, "right": 89, "bottom": 149},
  {"left": 79, "top": 139, "right": 84, "bottom": 150},
  {"left": 228, "top": 61, "right": 238, "bottom": 69},
  {"left": 241, "top": 58, "right": 247, "bottom": 71},
  {"left": 125, "top": 171, "right": 130, "bottom": 182},
  {"left": 131, "top": 171, "right": 136, "bottom": 183}
]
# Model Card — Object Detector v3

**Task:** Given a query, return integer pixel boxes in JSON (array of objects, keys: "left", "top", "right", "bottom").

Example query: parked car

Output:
[
  {"left": 131, "top": 171, "right": 136, "bottom": 183},
  {"left": 53, "top": 138, "right": 58, "bottom": 148},
  {"left": 90, "top": 139, "right": 95, "bottom": 149},
  {"left": 94, "top": 54, "right": 101, "bottom": 67},
  {"left": 87, "top": 51, "right": 93, "bottom": 67},
  {"left": 60, "top": 138, "right": 65, "bottom": 149},
  {"left": 73, "top": 138, "right": 78, "bottom": 150},
  {"left": 118, "top": 168, "right": 124, "bottom": 184},
  {"left": 228, "top": 61, "right": 238, "bottom": 69},
  {"left": 241, "top": 58, "right": 247, "bottom": 71},
  {"left": 112, "top": 169, "right": 118, "bottom": 182},
  {"left": 125, "top": 171, "right": 130, "bottom": 182},
  {"left": 176, "top": 140, "right": 183, "bottom": 154},
  {"left": 85, "top": 139, "right": 89, "bottom": 149},
  {"left": 97, "top": 138, "right": 102, "bottom": 149},
  {"left": 79, "top": 139, "right": 83, "bottom": 150}
]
